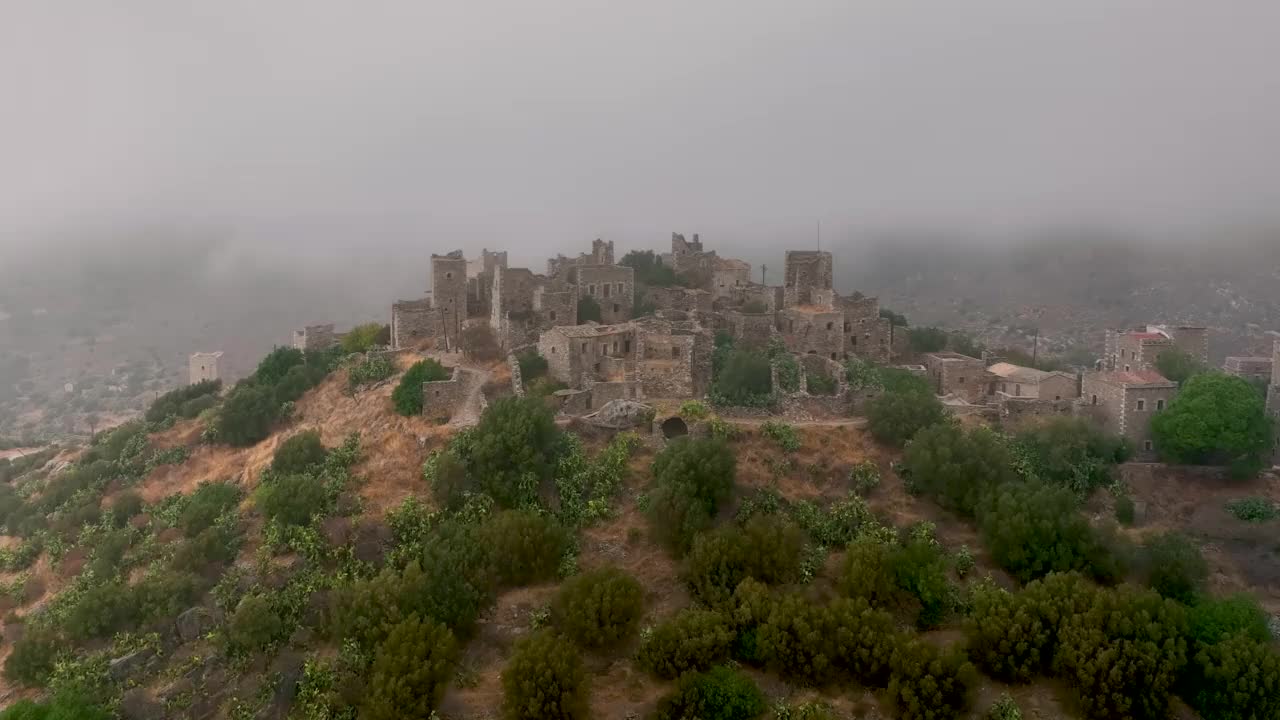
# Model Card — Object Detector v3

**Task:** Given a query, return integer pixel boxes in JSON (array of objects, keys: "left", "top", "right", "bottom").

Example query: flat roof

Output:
[{"left": 1090, "top": 369, "right": 1176, "bottom": 387}]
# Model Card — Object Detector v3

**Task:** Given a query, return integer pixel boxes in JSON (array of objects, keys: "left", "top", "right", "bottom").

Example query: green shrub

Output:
[
  {"left": 342, "top": 322, "right": 387, "bottom": 353},
  {"left": 985, "top": 694, "right": 1023, "bottom": 720},
  {"left": 66, "top": 580, "right": 137, "bottom": 640},
  {"left": 1012, "top": 417, "right": 1127, "bottom": 495},
  {"left": 146, "top": 379, "right": 221, "bottom": 422},
  {"left": 965, "top": 582, "right": 1050, "bottom": 682},
  {"left": 1141, "top": 531, "right": 1207, "bottom": 605},
  {"left": 3, "top": 626, "right": 62, "bottom": 687},
  {"left": 348, "top": 355, "right": 395, "bottom": 390},
  {"left": 180, "top": 394, "right": 219, "bottom": 418},
  {"left": 257, "top": 474, "right": 328, "bottom": 526},
  {"left": 462, "top": 396, "right": 564, "bottom": 508},
  {"left": 636, "top": 609, "right": 735, "bottom": 679},
  {"left": 866, "top": 386, "right": 946, "bottom": 447},
  {"left": 886, "top": 638, "right": 976, "bottom": 720},
  {"left": 977, "top": 481, "right": 1117, "bottom": 584},
  {"left": 227, "top": 593, "right": 285, "bottom": 652},
  {"left": 272, "top": 362, "right": 329, "bottom": 406},
  {"left": 516, "top": 350, "right": 549, "bottom": 382},
  {"left": 849, "top": 461, "right": 880, "bottom": 495},
  {"left": 1151, "top": 372, "right": 1271, "bottom": 478},
  {"left": 684, "top": 515, "right": 805, "bottom": 609},
  {"left": 756, "top": 594, "right": 896, "bottom": 686},
  {"left": 254, "top": 346, "right": 305, "bottom": 385},
  {"left": 502, "top": 631, "right": 588, "bottom": 720},
  {"left": 774, "top": 354, "right": 801, "bottom": 394},
  {"left": 1187, "top": 594, "right": 1272, "bottom": 646},
  {"left": 806, "top": 373, "right": 838, "bottom": 396},
  {"left": 171, "top": 524, "right": 241, "bottom": 571},
  {"left": 761, "top": 421, "right": 801, "bottom": 452},
  {"left": 87, "top": 528, "right": 133, "bottom": 579},
  {"left": 678, "top": 400, "right": 710, "bottom": 420},
  {"left": 576, "top": 296, "right": 602, "bottom": 323},
  {"left": 902, "top": 424, "right": 1018, "bottom": 517},
  {"left": 215, "top": 384, "right": 279, "bottom": 447},
  {"left": 392, "top": 359, "right": 450, "bottom": 416},
  {"left": 888, "top": 537, "right": 953, "bottom": 629},
  {"left": 1055, "top": 584, "right": 1187, "bottom": 720},
  {"left": 552, "top": 567, "right": 644, "bottom": 648},
  {"left": 0, "top": 692, "right": 110, "bottom": 720},
  {"left": 477, "top": 510, "right": 570, "bottom": 587},
  {"left": 839, "top": 536, "right": 900, "bottom": 608},
  {"left": 271, "top": 430, "right": 328, "bottom": 475},
  {"left": 647, "top": 437, "right": 736, "bottom": 554},
  {"left": 1114, "top": 494, "right": 1135, "bottom": 525},
  {"left": 1224, "top": 496, "right": 1278, "bottom": 522},
  {"left": 711, "top": 349, "right": 773, "bottom": 407},
  {"left": 109, "top": 490, "right": 144, "bottom": 527},
  {"left": 653, "top": 666, "right": 766, "bottom": 720},
  {"left": 362, "top": 614, "right": 458, "bottom": 720},
  {"left": 179, "top": 480, "right": 242, "bottom": 537},
  {"left": 1183, "top": 633, "right": 1280, "bottom": 720}
]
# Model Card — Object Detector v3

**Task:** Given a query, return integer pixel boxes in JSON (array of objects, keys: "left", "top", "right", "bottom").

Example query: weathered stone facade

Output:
[
  {"left": 571, "top": 265, "right": 634, "bottom": 325},
  {"left": 292, "top": 324, "right": 337, "bottom": 352},
  {"left": 390, "top": 299, "right": 435, "bottom": 350},
  {"left": 1105, "top": 325, "right": 1208, "bottom": 373},
  {"left": 1224, "top": 356, "right": 1273, "bottom": 382},
  {"left": 547, "top": 239, "right": 615, "bottom": 277},
  {"left": 431, "top": 252, "right": 469, "bottom": 349},
  {"left": 924, "top": 351, "right": 990, "bottom": 403},
  {"left": 840, "top": 295, "right": 892, "bottom": 363},
  {"left": 781, "top": 307, "right": 845, "bottom": 361},
  {"left": 987, "top": 362, "right": 1078, "bottom": 401},
  {"left": 539, "top": 324, "right": 638, "bottom": 388},
  {"left": 711, "top": 258, "right": 751, "bottom": 300},
  {"left": 783, "top": 251, "right": 835, "bottom": 308},
  {"left": 726, "top": 311, "right": 777, "bottom": 351},
  {"left": 1080, "top": 369, "right": 1177, "bottom": 460},
  {"left": 422, "top": 367, "right": 468, "bottom": 422},
  {"left": 644, "top": 286, "right": 713, "bottom": 314},
  {"left": 669, "top": 232, "right": 710, "bottom": 276},
  {"left": 189, "top": 352, "right": 223, "bottom": 385}
]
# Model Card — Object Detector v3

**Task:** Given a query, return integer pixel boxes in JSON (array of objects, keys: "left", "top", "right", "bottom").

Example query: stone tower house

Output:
[
  {"left": 783, "top": 250, "right": 834, "bottom": 308},
  {"left": 431, "top": 251, "right": 468, "bottom": 349},
  {"left": 189, "top": 352, "right": 223, "bottom": 385}
]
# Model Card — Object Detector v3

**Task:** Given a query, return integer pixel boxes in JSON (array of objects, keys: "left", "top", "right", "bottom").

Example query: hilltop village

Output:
[{"left": 218, "top": 233, "right": 1280, "bottom": 465}]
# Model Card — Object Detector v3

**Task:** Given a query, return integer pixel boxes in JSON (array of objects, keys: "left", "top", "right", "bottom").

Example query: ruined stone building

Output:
[
  {"left": 1080, "top": 369, "right": 1177, "bottom": 460},
  {"left": 1104, "top": 325, "right": 1208, "bottom": 373},
  {"left": 188, "top": 352, "right": 223, "bottom": 385},
  {"left": 987, "top": 362, "right": 1078, "bottom": 400},
  {"left": 568, "top": 264, "right": 634, "bottom": 325},
  {"left": 547, "top": 238, "right": 615, "bottom": 278},
  {"left": 923, "top": 351, "right": 991, "bottom": 404},
  {"left": 783, "top": 250, "right": 836, "bottom": 308},
  {"left": 711, "top": 257, "right": 752, "bottom": 299},
  {"left": 1223, "top": 356, "right": 1273, "bottom": 383},
  {"left": 431, "top": 252, "right": 469, "bottom": 349},
  {"left": 292, "top": 324, "right": 338, "bottom": 352}
]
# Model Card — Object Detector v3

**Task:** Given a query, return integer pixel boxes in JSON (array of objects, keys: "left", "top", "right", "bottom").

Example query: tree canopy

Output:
[{"left": 1151, "top": 372, "right": 1272, "bottom": 477}]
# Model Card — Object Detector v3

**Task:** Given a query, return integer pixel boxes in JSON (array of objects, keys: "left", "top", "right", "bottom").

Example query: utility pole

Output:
[
  {"left": 1033, "top": 328, "right": 1040, "bottom": 367},
  {"left": 817, "top": 220, "right": 822, "bottom": 251},
  {"left": 761, "top": 264, "right": 768, "bottom": 286}
]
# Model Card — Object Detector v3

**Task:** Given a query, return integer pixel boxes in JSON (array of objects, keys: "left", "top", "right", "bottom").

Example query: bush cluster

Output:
[
  {"left": 1151, "top": 372, "right": 1272, "bottom": 478},
  {"left": 341, "top": 322, "right": 389, "bottom": 353},
  {"left": 257, "top": 473, "right": 329, "bottom": 526},
  {"left": 866, "top": 375, "right": 946, "bottom": 447},
  {"left": 145, "top": 379, "right": 221, "bottom": 423},
  {"left": 886, "top": 637, "right": 977, "bottom": 720},
  {"left": 227, "top": 593, "right": 286, "bottom": 652},
  {"left": 756, "top": 594, "right": 897, "bottom": 686},
  {"left": 710, "top": 348, "right": 773, "bottom": 408},
  {"left": 502, "top": 631, "right": 588, "bottom": 720},
  {"left": 348, "top": 354, "right": 395, "bottom": 390},
  {"left": 271, "top": 430, "right": 328, "bottom": 475},
  {"left": 977, "top": 481, "right": 1120, "bottom": 584},
  {"left": 1141, "top": 531, "right": 1207, "bottom": 605},
  {"left": 1224, "top": 496, "right": 1278, "bottom": 522},
  {"left": 902, "top": 424, "right": 1019, "bottom": 517},
  {"left": 215, "top": 347, "right": 333, "bottom": 446},
  {"left": 964, "top": 582, "right": 1051, "bottom": 682},
  {"left": 1183, "top": 633, "right": 1280, "bottom": 720},
  {"left": 179, "top": 480, "right": 242, "bottom": 537},
  {"left": 684, "top": 514, "right": 805, "bottom": 608},
  {"left": 429, "top": 397, "right": 565, "bottom": 508},
  {"left": 761, "top": 420, "right": 801, "bottom": 452},
  {"left": 1012, "top": 417, "right": 1127, "bottom": 494},
  {"left": 362, "top": 615, "right": 458, "bottom": 720},
  {"left": 646, "top": 437, "right": 736, "bottom": 554},
  {"left": 516, "top": 350, "right": 549, "bottom": 381},
  {"left": 652, "top": 666, "right": 765, "bottom": 720},
  {"left": 552, "top": 567, "right": 644, "bottom": 648},
  {"left": 476, "top": 509, "right": 570, "bottom": 587},
  {"left": 636, "top": 609, "right": 735, "bottom": 679}
]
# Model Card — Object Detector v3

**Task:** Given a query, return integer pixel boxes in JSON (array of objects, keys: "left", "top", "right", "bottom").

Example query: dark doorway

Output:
[{"left": 661, "top": 417, "right": 689, "bottom": 439}]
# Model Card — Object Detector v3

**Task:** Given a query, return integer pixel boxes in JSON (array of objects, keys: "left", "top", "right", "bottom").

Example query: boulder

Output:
[
  {"left": 108, "top": 647, "right": 157, "bottom": 681},
  {"left": 175, "top": 607, "right": 217, "bottom": 643}
]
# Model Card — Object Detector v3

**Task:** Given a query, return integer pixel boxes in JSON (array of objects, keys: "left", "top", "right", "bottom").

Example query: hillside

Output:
[{"left": 0, "top": 350, "right": 1277, "bottom": 719}]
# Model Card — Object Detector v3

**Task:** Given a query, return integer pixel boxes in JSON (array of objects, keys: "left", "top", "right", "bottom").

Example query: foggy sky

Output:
[{"left": 4, "top": 1, "right": 1280, "bottom": 259}]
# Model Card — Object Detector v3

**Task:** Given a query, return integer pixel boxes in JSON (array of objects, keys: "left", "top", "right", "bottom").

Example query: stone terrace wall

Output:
[
  {"left": 391, "top": 299, "right": 435, "bottom": 350},
  {"left": 422, "top": 367, "right": 468, "bottom": 422}
]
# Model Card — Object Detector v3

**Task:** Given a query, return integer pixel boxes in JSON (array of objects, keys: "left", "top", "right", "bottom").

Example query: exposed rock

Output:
[
  {"left": 108, "top": 647, "right": 157, "bottom": 681},
  {"left": 119, "top": 688, "right": 163, "bottom": 720},
  {"left": 175, "top": 607, "right": 217, "bottom": 643},
  {"left": 582, "top": 399, "right": 655, "bottom": 429}
]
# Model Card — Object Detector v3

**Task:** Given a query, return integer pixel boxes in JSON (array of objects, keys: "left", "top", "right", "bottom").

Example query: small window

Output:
[
  {"left": 1144, "top": 440, "right": 1153, "bottom": 451},
  {"left": 1156, "top": 399, "right": 1165, "bottom": 410},
  {"left": 851, "top": 336, "right": 858, "bottom": 346},
  {"left": 445, "top": 271, "right": 453, "bottom": 279},
  {"left": 958, "top": 377, "right": 965, "bottom": 384},
  {"left": 624, "top": 339, "right": 632, "bottom": 353},
  {"left": 1137, "top": 399, "right": 1145, "bottom": 411},
  {"left": 844, "top": 322, "right": 852, "bottom": 331},
  {"left": 671, "top": 347, "right": 680, "bottom": 359},
  {"left": 1000, "top": 382, "right": 1007, "bottom": 393},
  {"left": 1124, "top": 364, "right": 1130, "bottom": 372},
  {"left": 1054, "top": 395, "right": 1061, "bottom": 401},
  {"left": 831, "top": 352, "right": 838, "bottom": 360},
  {"left": 1091, "top": 394, "right": 1098, "bottom": 405},
  {"left": 1015, "top": 384, "right": 1022, "bottom": 397},
  {"left": 613, "top": 303, "right": 620, "bottom": 313},
  {"left": 551, "top": 346, "right": 557, "bottom": 354},
  {"left": 826, "top": 322, "right": 834, "bottom": 330},
  {"left": 549, "top": 310, "right": 557, "bottom": 321},
  {"left": 594, "top": 362, "right": 600, "bottom": 372},
  {"left": 612, "top": 341, "right": 618, "bottom": 353},
  {"left": 603, "top": 284, "right": 611, "bottom": 298},
  {"left": 581, "top": 343, "right": 587, "bottom": 355}
]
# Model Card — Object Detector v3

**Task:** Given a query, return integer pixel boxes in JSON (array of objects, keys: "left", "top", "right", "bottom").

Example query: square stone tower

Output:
[
  {"left": 189, "top": 352, "right": 223, "bottom": 385},
  {"left": 432, "top": 251, "right": 469, "bottom": 347},
  {"left": 783, "top": 250, "right": 834, "bottom": 308}
]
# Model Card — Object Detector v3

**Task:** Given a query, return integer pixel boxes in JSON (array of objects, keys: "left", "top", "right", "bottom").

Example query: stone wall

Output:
[
  {"left": 1224, "top": 356, "right": 1273, "bottom": 382},
  {"left": 1080, "top": 374, "right": 1176, "bottom": 460},
  {"left": 391, "top": 299, "right": 434, "bottom": 350},
  {"left": 431, "top": 253, "right": 468, "bottom": 349},
  {"left": 997, "top": 396, "right": 1076, "bottom": 431},
  {"left": 924, "top": 352, "right": 990, "bottom": 403},
  {"left": 422, "top": 367, "right": 468, "bottom": 422},
  {"left": 799, "top": 354, "right": 846, "bottom": 396},
  {"left": 292, "top": 324, "right": 337, "bottom": 352},
  {"left": 574, "top": 265, "right": 635, "bottom": 324},
  {"left": 507, "top": 353, "right": 525, "bottom": 396},
  {"left": 781, "top": 307, "right": 844, "bottom": 360},
  {"left": 644, "top": 286, "right": 713, "bottom": 314},
  {"left": 636, "top": 330, "right": 697, "bottom": 398},
  {"left": 783, "top": 250, "right": 834, "bottom": 308},
  {"left": 189, "top": 352, "right": 222, "bottom": 385},
  {"left": 727, "top": 311, "right": 777, "bottom": 351}
]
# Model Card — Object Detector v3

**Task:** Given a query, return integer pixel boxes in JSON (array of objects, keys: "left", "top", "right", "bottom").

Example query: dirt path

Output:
[
  {"left": 724, "top": 417, "right": 868, "bottom": 429},
  {"left": 448, "top": 366, "right": 491, "bottom": 427}
]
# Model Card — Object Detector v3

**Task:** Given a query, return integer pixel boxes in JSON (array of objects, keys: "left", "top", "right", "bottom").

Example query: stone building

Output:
[
  {"left": 421, "top": 366, "right": 469, "bottom": 423},
  {"left": 711, "top": 257, "right": 752, "bottom": 300},
  {"left": 841, "top": 294, "right": 892, "bottom": 364},
  {"left": 537, "top": 318, "right": 710, "bottom": 404},
  {"left": 547, "top": 238, "right": 615, "bottom": 277},
  {"left": 923, "top": 351, "right": 990, "bottom": 403},
  {"left": 1104, "top": 325, "right": 1208, "bottom": 373},
  {"left": 783, "top": 251, "right": 835, "bottom": 308},
  {"left": 780, "top": 306, "right": 845, "bottom": 361},
  {"left": 1080, "top": 369, "right": 1177, "bottom": 460},
  {"left": 643, "top": 286, "right": 713, "bottom": 315},
  {"left": 570, "top": 264, "right": 634, "bottom": 325},
  {"left": 432, "top": 252, "right": 469, "bottom": 349},
  {"left": 390, "top": 299, "right": 435, "bottom": 350},
  {"left": 987, "top": 362, "right": 1078, "bottom": 401},
  {"left": 539, "top": 324, "right": 638, "bottom": 389},
  {"left": 725, "top": 310, "right": 777, "bottom": 351},
  {"left": 467, "top": 248, "right": 508, "bottom": 317},
  {"left": 292, "top": 324, "right": 338, "bottom": 352},
  {"left": 668, "top": 232, "right": 710, "bottom": 276},
  {"left": 1223, "top": 356, "right": 1273, "bottom": 383},
  {"left": 189, "top": 352, "right": 223, "bottom": 385}
]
